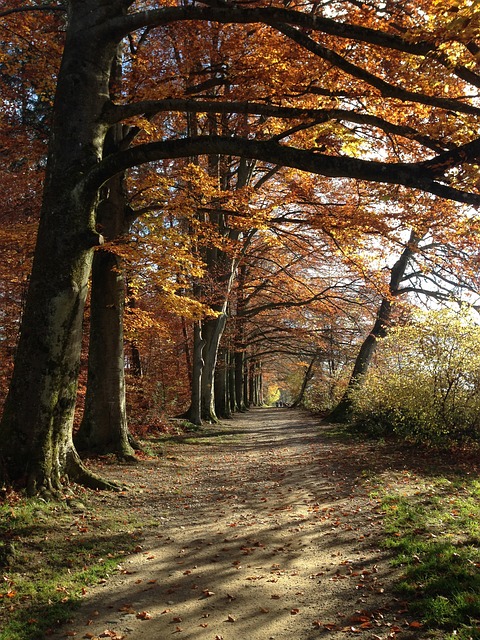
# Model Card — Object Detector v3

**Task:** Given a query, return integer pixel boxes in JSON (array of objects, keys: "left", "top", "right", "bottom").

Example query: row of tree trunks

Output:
[{"left": 213, "top": 346, "right": 264, "bottom": 418}]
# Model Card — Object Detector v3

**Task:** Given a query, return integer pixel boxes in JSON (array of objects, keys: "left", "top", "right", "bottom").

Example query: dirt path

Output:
[{"left": 52, "top": 408, "right": 426, "bottom": 640}]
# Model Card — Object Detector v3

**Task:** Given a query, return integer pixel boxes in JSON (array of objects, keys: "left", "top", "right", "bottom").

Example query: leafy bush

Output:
[{"left": 350, "top": 307, "right": 480, "bottom": 446}]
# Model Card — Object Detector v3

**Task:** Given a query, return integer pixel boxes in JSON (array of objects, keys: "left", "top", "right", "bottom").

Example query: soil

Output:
[{"left": 51, "top": 408, "right": 435, "bottom": 640}]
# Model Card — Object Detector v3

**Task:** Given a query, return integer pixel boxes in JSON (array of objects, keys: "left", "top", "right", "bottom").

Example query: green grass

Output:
[
  {"left": 379, "top": 478, "right": 480, "bottom": 639},
  {"left": 0, "top": 496, "right": 144, "bottom": 640}
]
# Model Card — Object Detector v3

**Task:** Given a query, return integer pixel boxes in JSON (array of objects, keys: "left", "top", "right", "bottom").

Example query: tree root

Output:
[{"left": 66, "top": 448, "right": 124, "bottom": 491}]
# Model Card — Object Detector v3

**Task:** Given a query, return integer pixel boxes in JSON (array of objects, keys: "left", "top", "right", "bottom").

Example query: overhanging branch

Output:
[{"left": 83, "top": 135, "right": 480, "bottom": 206}]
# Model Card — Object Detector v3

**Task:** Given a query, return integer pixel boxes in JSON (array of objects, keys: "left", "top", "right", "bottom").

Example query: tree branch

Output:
[
  {"left": 0, "top": 3, "right": 65, "bottom": 18},
  {"left": 83, "top": 135, "right": 480, "bottom": 206},
  {"left": 276, "top": 23, "right": 480, "bottom": 117},
  {"left": 104, "top": 99, "right": 451, "bottom": 153},
  {"left": 105, "top": 5, "right": 480, "bottom": 90}
]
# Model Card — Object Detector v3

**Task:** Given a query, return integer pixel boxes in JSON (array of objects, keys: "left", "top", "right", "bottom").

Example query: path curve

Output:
[{"left": 53, "top": 408, "right": 423, "bottom": 640}]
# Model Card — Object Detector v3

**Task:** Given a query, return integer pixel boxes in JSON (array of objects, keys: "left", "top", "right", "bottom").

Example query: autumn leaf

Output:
[{"left": 136, "top": 611, "right": 152, "bottom": 620}]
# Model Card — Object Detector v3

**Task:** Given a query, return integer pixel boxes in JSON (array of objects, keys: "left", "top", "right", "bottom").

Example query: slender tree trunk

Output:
[
  {"left": 185, "top": 321, "right": 204, "bottom": 425},
  {"left": 214, "top": 347, "right": 232, "bottom": 419},
  {"left": 328, "top": 232, "right": 419, "bottom": 423},
  {"left": 126, "top": 280, "right": 144, "bottom": 378},
  {"left": 228, "top": 349, "right": 237, "bottom": 413},
  {"left": 0, "top": 5, "right": 120, "bottom": 493},
  {"left": 291, "top": 352, "right": 318, "bottom": 408}
]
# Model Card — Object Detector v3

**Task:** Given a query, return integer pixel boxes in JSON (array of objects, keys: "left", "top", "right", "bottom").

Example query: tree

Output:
[{"left": 2, "top": 0, "right": 480, "bottom": 493}]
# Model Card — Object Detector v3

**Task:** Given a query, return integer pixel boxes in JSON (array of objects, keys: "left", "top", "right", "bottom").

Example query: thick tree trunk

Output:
[
  {"left": 0, "top": 3, "right": 120, "bottom": 493},
  {"left": 200, "top": 313, "right": 227, "bottom": 422},
  {"left": 75, "top": 248, "right": 136, "bottom": 459},
  {"left": 75, "top": 130, "right": 137, "bottom": 459}
]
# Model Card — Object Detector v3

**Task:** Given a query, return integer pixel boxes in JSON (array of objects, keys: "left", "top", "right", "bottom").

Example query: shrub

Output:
[{"left": 350, "top": 307, "right": 480, "bottom": 447}]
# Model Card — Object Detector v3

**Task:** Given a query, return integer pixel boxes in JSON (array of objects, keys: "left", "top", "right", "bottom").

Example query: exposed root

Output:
[{"left": 66, "top": 448, "right": 124, "bottom": 491}]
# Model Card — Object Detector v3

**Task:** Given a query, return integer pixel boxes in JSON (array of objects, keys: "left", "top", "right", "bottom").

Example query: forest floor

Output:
[{"left": 46, "top": 407, "right": 466, "bottom": 640}]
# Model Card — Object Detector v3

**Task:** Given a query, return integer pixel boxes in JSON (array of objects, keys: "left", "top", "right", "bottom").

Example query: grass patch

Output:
[
  {"left": 379, "top": 477, "right": 480, "bottom": 639},
  {"left": 0, "top": 493, "right": 144, "bottom": 640}
]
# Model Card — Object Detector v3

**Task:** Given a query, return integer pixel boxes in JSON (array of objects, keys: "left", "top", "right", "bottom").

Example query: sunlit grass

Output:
[
  {"left": 380, "top": 478, "right": 480, "bottom": 639},
  {"left": 0, "top": 497, "right": 142, "bottom": 640}
]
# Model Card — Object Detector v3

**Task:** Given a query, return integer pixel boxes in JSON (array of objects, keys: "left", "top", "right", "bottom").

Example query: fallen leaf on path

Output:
[{"left": 136, "top": 611, "right": 152, "bottom": 620}]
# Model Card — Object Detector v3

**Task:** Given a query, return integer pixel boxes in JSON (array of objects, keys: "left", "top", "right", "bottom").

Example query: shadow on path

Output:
[{"left": 49, "top": 408, "right": 445, "bottom": 640}]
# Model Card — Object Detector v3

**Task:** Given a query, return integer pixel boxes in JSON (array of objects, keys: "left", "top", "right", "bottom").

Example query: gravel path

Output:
[{"left": 52, "top": 408, "right": 426, "bottom": 640}]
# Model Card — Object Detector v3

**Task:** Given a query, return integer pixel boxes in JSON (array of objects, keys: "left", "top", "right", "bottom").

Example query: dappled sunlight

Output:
[{"left": 48, "top": 408, "right": 429, "bottom": 639}]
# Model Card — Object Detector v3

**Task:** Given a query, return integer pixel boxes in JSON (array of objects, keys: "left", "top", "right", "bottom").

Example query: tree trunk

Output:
[
  {"left": 185, "top": 321, "right": 204, "bottom": 425},
  {"left": 200, "top": 313, "right": 228, "bottom": 421},
  {"left": 228, "top": 349, "right": 237, "bottom": 413},
  {"left": 75, "top": 127, "right": 137, "bottom": 460},
  {"left": 214, "top": 347, "right": 232, "bottom": 419},
  {"left": 291, "top": 352, "right": 318, "bottom": 408},
  {"left": 0, "top": 3, "right": 120, "bottom": 494},
  {"left": 328, "top": 232, "right": 419, "bottom": 423},
  {"left": 75, "top": 248, "right": 136, "bottom": 459}
]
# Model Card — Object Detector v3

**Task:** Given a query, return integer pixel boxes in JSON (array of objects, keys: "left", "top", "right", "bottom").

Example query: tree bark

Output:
[
  {"left": 185, "top": 321, "right": 204, "bottom": 426},
  {"left": 200, "top": 313, "right": 228, "bottom": 422},
  {"left": 75, "top": 247, "right": 136, "bottom": 459},
  {"left": 214, "top": 347, "right": 232, "bottom": 419}
]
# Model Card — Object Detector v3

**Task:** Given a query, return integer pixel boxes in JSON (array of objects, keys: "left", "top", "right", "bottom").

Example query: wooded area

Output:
[{"left": 1, "top": 0, "right": 480, "bottom": 497}]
